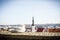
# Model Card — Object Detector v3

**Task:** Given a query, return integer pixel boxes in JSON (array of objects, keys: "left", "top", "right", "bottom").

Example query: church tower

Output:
[
  {"left": 32, "top": 17, "right": 34, "bottom": 26},
  {"left": 32, "top": 17, "right": 37, "bottom": 32}
]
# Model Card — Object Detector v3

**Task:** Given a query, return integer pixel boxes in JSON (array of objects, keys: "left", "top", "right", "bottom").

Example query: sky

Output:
[{"left": 0, "top": 0, "right": 60, "bottom": 25}]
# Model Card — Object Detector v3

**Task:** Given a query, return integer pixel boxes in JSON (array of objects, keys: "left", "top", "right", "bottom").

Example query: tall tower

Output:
[
  {"left": 32, "top": 17, "right": 34, "bottom": 26},
  {"left": 32, "top": 17, "right": 37, "bottom": 32}
]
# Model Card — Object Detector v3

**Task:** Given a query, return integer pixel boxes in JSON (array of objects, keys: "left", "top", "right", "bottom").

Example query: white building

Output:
[
  {"left": 32, "top": 26, "right": 37, "bottom": 32},
  {"left": 8, "top": 25, "right": 26, "bottom": 32}
]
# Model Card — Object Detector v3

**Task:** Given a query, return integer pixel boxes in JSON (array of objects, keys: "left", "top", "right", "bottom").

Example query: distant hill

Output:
[{"left": 0, "top": 24, "right": 60, "bottom": 28}]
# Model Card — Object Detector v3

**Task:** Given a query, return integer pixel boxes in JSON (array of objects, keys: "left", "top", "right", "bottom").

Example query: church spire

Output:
[{"left": 32, "top": 17, "right": 34, "bottom": 26}]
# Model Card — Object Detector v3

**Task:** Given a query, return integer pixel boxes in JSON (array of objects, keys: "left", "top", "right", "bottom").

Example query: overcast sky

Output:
[{"left": 0, "top": 0, "right": 60, "bottom": 25}]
